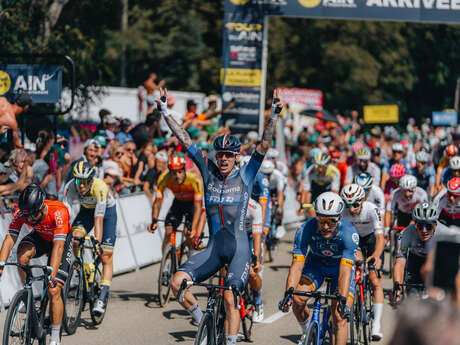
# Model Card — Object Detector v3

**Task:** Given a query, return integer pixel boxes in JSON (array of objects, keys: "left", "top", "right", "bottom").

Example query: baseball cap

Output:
[
  {"left": 93, "top": 135, "right": 107, "bottom": 148},
  {"left": 84, "top": 139, "right": 101, "bottom": 148},
  {"left": 103, "top": 160, "right": 122, "bottom": 177},
  {"left": 104, "top": 115, "right": 117, "bottom": 125},
  {"left": 15, "top": 93, "right": 35, "bottom": 107},
  {"left": 155, "top": 151, "right": 168, "bottom": 161}
]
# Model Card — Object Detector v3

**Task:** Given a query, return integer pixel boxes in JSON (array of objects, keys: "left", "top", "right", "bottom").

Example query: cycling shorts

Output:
[
  {"left": 405, "top": 253, "right": 425, "bottom": 288},
  {"left": 72, "top": 205, "right": 117, "bottom": 251},
  {"left": 300, "top": 256, "right": 355, "bottom": 301},
  {"left": 165, "top": 199, "right": 194, "bottom": 230},
  {"left": 359, "top": 233, "right": 384, "bottom": 264},
  {"left": 19, "top": 231, "right": 73, "bottom": 286},
  {"left": 179, "top": 230, "right": 251, "bottom": 292}
]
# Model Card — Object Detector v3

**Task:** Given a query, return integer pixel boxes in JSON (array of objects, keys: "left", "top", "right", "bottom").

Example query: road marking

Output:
[{"left": 260, "top": 310, "right": 290, "bottom": 324}]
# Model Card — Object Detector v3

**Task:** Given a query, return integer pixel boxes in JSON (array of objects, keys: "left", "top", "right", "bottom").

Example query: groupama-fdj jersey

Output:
[
  {"left": 292, "top": 217, "right": 359, "bottom": 294},
  {"left": 251, "top": 172, "right": 272, "bottom": 231},
  {"left": 179, "top": 143, "right": 263, "bottom": 291}
]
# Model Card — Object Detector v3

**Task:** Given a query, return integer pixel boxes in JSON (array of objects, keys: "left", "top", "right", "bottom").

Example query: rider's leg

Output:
[
  {"left": 223, "top": 289, "right": 240, "bottom": 345},
  {"left": 171, "top": 271, "right": 202, "bottom": 322},
  {"left": 331, "top": 296, "right": 353, "bottom": 345},
  {"left": 48, "top": 284, "right": 63, "bottom": 343},
  {"left": 162, "top": 226, "right": 173, "bottom": 252},
  {"left": 292, "top": 277, "right": 313, "bottom": 334},
  {"left": 72, "top": 227, "right": 86, "bottom": 257},
  {"left": 369, "top": 270, "right": 384, "bottom": 337},
  {"left": 16, "top": 242, "right": 35, "bottom": 282}
]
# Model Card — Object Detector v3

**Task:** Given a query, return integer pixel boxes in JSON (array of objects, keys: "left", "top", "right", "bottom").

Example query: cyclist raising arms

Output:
[
  {"left": 150, "top": 155, "right": 204, "bottom": 253},
  {"left": 340, "top": 184, "right": 385, "bottom": 341},
  {"left": 159, "top": 88, "right": 281, "bottom": 345},
  {"left": 281, "top": 192, "right": 359, "bottom": 345},
  {"left": 0, "top": 184, "right": 72, "bottom": 345},
  {"left": 63, "top": 161, "right": 117, "bottom": 315}
]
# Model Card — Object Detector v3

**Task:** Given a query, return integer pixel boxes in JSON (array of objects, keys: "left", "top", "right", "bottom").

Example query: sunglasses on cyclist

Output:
[
  {"left": 216, "top": 151, "right": 236, "bottom": 159},
  {"left": 75, "top": 178, "right": 92, "bottom": 187},
  {"left": 317, "top": 217, "right": 339, "bottom": 225},
  {"left": 416, "top": 222, "right": 434, "bottom": 231},
  {"left": 345, "top": 202, "right": 361, "bottom": 208},
  {"left": 23, "top": 207, "right": 43, "bottom": 221}
]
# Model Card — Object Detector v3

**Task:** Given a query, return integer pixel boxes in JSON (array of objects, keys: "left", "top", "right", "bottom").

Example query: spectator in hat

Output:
[
  {"left": 103, "top": 160, "right": 123, "bottom": 195},
  {"left": 0, "top": 93, "right": 34, "bottom": 148},
  {"left": 115, "top": 118, "right": 134, "bottom": 144},
  {"left": 97, "top": 108, "right": 112, "bottom": 131},
  {"left": 102, "top": 115, "right": 118, "bottom": 141}
]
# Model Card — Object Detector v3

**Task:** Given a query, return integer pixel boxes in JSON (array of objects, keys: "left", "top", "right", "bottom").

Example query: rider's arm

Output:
[
  {"left": 93, "top": 183, "right": 109, "bottom": 244},
  {"left": 255, "top": 90, "right": 282, "bottom": 157},
  {"left": 300, "top": 170, "right": 312, "bottom": 205},
  {"left": 338, "top": 227, "right": 359, "bottom": 299},
  {"left": 277, "top": 189, "right": 284, "bottom": 210},
  {"left": 286, "top": 224, "right": 309, "bottom": 290},
  {"left": 152, "top": 187, "right": 164, "bottom": 220},
  {"left": 191, "top": 200, "right": 202, "bottom": 238},
  {"left": 370, "top": 207, "right": 385, "bottom": 265},
  {"left": 158, "top": 89, "right": 193, "bottom": 151},
  {"left": 393, "top": 229, "right": 410, "bottom": 284}
]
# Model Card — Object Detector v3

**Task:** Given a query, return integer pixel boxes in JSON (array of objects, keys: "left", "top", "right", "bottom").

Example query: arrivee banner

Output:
[{"left": 277, "top": 88, "right": 323, "bottom": 108}]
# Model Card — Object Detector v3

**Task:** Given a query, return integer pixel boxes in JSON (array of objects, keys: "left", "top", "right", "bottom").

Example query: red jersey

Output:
[
  {"left": 9, "top": 200, "right": 71, "bottom": 242},
  {"left": 337, "top": 162, "right": 348, "bottom": 187}
]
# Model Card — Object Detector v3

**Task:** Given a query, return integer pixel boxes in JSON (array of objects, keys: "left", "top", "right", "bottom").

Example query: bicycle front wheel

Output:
[
  {"left": 215, "top": 295, "right": 226, "bottom": 345},
  {"left": 3, "top": 289, "right": 31, "bottom": 345},
  {"left": 194, "top": 313, "right": 212, "bottom": 345},
  {"left": 158, "top": 243, "right": 176, "bottom": 307},
  {"left": 63, "top": 260, "right": 84, "bottom": 335},
  {"left": 304, "top": 322, "right": 318, "bottom": 345}
]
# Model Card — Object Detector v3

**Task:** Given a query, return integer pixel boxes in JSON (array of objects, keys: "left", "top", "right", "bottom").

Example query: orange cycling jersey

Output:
[
  {"left": 438, "top": 156, "right": 450, "bottom": 171},
  {"left": 8, "top": 200, "right": 71, "bottom": 242},
  {"left": 155, "top": 171, "right": 203, "bottom": 203}
]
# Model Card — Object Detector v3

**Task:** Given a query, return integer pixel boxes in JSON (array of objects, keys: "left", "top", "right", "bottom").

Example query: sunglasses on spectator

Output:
[
  {"left": 75, "top": 178, "right": 92, "bottom": 187},
  {"left": 394, "top": 150, "right": 403, "bottom": 154},
  {"left": 115, "top": 151, "right": 124, "bottom": 157},
  {"left": 345, "top": 202, "right": 361, "bottom": 208},
  {"left": 416, "top": 222, "right": 434, "bottom": 231},
  {"left": 216, "top": 151, "right": 236, "bottom": 159},
  {"left": 317, "top": 217, "right": 339, "bottom": 225}
]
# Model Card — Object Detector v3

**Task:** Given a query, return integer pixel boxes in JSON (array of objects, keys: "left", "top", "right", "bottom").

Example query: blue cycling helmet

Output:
[
  {"left": 354, "top": 172, "right": 373, "bottom": 191},
  {"left": 213, "top": 134, "right": 241, "bottom": 153}
]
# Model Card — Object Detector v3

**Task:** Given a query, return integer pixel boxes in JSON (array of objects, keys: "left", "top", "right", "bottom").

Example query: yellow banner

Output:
[
  {"left": 363, "top": 105, "right": 399, "bottom": 124},
  {"left": 220, "top": 68, "right": 262, "bottom": 87}
]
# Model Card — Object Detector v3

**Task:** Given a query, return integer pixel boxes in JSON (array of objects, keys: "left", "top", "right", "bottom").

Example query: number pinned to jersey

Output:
[{"left": 352, "top": 232, "right": 359, "bottom": 245}]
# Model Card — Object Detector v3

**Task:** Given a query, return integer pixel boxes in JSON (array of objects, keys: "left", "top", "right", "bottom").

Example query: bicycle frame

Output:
[
  {"left": 75, "top": 236, "right": 101, "bottom": 302},
  {"left": 309, "top": 299, "right": 333, "bottom": 344}
]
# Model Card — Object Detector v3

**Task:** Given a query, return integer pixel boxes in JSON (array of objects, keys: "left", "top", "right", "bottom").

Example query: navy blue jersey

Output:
[
  {"left": 293, "top": 217, "right": 359, "bottom": 267},
  {"left": 251, "top": 172, "right": 271, "bottom": 204}
]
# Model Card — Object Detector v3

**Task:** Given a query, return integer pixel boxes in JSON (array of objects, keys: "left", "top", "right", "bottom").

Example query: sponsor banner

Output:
[
  {"left": 221, "top": 86, "right": 261, "bottom": 133},
  {"left": 222, "top": 1, "right": 265, "bottom": 132},
  {"left": 432, "top": 110, "right": 458, "bottom": 126},
  {"left": 0, "top": 64, "right": 62, "bottom": 103},
  {"left": 226, "top": 0, "right": 460, "bottom": 24},
  {"left": 277, "top": 87, "right": 323, "bottom": 107},
  {"left": 363, "top": 104, "right": 399, "bottom": 124}
]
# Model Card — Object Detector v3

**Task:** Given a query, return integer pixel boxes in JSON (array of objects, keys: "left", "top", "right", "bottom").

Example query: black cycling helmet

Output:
[
  {"left": 19, "top": 183, "right": 45, "bottom": 216},
  {"left": 213, "top": 134, "right": 241, "bottom": 153},
  {"left": 371, "top": 147, "right": 381, "bottom": 156}
]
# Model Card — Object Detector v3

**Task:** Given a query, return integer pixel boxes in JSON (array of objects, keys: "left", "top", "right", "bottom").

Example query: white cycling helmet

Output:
[
  {"left": 353, "top": 172, "right": 373, "bottom": 190},
  {"left": 314, "top": 152, "right": 331, "bottom": 166},
  {"left": 450, "top": 156, "right": 460, "bottom": 170},
  {"left": 415, "top": 150, "right": 430, "bottom": 163},
  {"left": 399, "top": 174, "right": 417, "bottom": 190},
  {"left": 314, "top": 192, "right": 344, "bottom": 219},
  {"left": 340, "top": 184, "right": 366, "bottom": 205},
  {"left": 392, "top": 142, "right": 404, "bottom": 152},
  {"left": 412, "top": 202, "right": 439, "bottom": 224},
  {"left": 267, "top": 148, "right": 279, "bottom": 159},
  {"left": 260, "top": 160, "right": 275, "bottom": 175}
]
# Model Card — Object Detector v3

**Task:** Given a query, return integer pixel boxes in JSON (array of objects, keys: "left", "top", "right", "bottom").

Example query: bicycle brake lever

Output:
[{"left": 178, "top": 279, "right": 188, "bottom": 303}]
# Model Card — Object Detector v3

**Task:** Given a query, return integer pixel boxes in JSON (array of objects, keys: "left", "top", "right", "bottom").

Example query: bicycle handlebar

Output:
[
  {"left": 177, "top": 279, "right": 240, "bottom": 309},
  {"left": 279, "top": 287, "right": 339, "bottom": 311},
  {"left": 4, "top": 262, "right": 53, "bottom": 281}
]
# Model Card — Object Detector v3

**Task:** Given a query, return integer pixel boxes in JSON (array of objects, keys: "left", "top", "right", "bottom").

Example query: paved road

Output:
[{"left": 0, "top": 223, "right": 397, "bottom": 345}]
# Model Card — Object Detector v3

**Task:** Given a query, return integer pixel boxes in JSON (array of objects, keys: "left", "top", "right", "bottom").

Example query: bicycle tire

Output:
[
  {"left": 194, "top": 312, "right": 212, "bottom": 345},
  {"left": 348, "top": 298, "right": 356, "bottom": 345},
  {"left": 3, "top": 289, "right": 30, "bottom": 345},
  {"left": 215, "top": 295, "right": 226, "bottom": 345},
  {"left": 90, "top": 260, "right": 106, "bottom": 325},
  {"left": 241, "top": 286, "right": 255, "bottom": 341},
  {"left": 304, "top": 322, "right": 318, "bottom": 345},
  {"left": 63, "top": 260, "right": 84, "bottom": 335},
  {"left": 363, "top": 282, "right": 373, "bottom": 345},
  {"left": 389, "top": 230, "right": 396, "bottom": 279},
  {"left": 158, "top": 243, "right": 175, "bottom": 307}
]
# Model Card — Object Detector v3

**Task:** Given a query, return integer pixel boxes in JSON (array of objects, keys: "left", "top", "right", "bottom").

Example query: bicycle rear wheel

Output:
[
  {"left": 363, "top": 283, "right": 373, "bottom": 345},
  {"left": 194, "top": 312, "right": 212, "bottom": 345},
  {"left": 241, "top": 286, "right": 255, "bottom": 341},
  {"left": 158, "top": 243, "right": 176, "bottom": 307},
  {"left": 90, "top": 260, "right": 106, "bottom": 325},
  {"left": 3, "top": 289, "right": 30, "bottom": 345},
  {"left": 63, "top": 260, "right": 84, "bottom": 335},
  {"left": 304, "top": 322, "right": 318, "bottom": 345}
]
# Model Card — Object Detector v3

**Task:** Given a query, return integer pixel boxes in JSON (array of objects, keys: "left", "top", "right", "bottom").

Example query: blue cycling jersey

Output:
[
  {"left": 251, "top": 172, "right": 270, "bottom": 203},
  {"left": 293, "top": 217, "right": 359, "bottom": 267},
  {"left": 441, "top": 167, "right": 455, "bottom": 187},
  {"left": 187, "top": 142, "right": 263, "bottom": 237}
]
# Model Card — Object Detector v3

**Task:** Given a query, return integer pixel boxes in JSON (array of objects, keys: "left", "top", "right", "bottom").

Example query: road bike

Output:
[
  {"left": 279, "top": 280, "right": 338, "bottom": 345},
  {"left": 63, "top": 235, "right": 105, "bottom": 334},
  {"left": 350, "top": 258, "right": 379, "bottom": 345},
  {"left": 177, "top": 279, "right": 240, "bottom": 345},
  {"left": 2, "top": 263, "right": 53, "bottom": 345}
]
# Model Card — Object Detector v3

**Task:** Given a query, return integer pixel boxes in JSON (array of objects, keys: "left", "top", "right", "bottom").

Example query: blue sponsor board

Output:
[
  {"left": 0, "top": 64, "right": 62, "bottom": 103},
  {"left": 432, "top": 111, "right": 458, "bottom": 126}
]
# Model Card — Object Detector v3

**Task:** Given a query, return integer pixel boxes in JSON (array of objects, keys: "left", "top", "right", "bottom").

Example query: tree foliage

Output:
[{"left": 1, "top": 0, "right": 460, "bottom": 118}]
